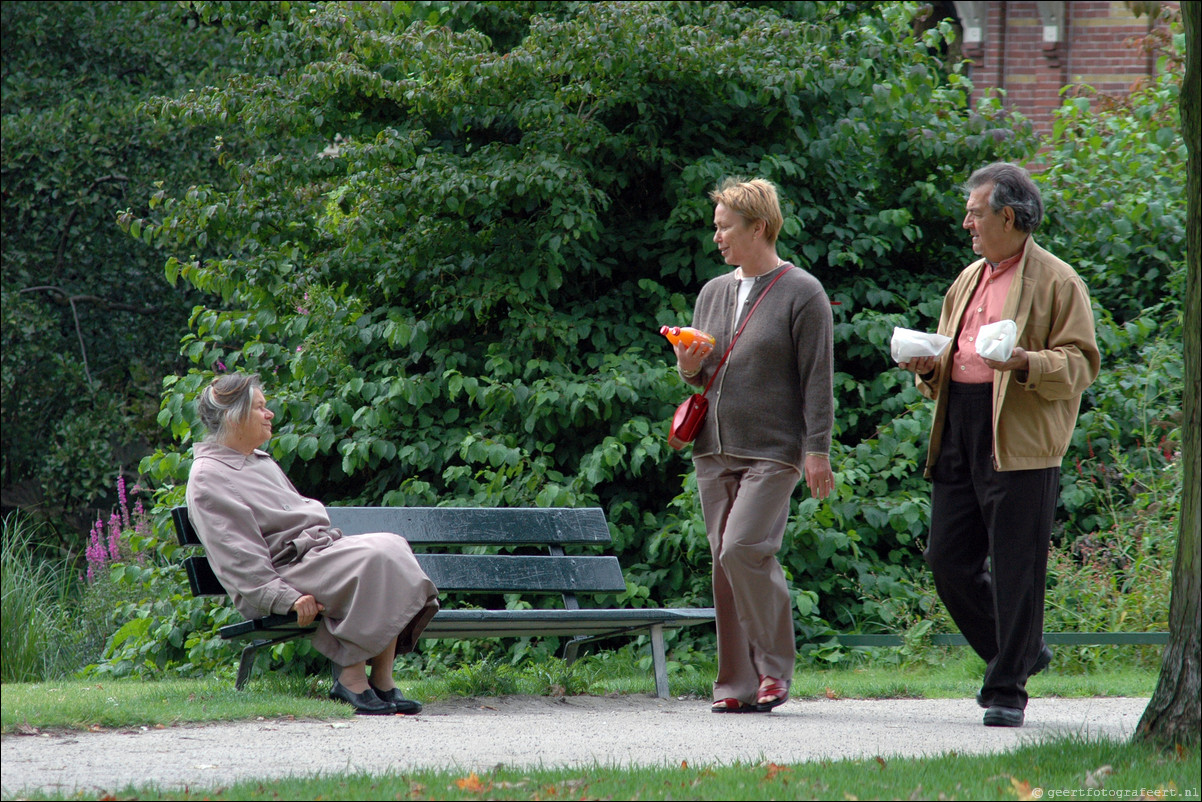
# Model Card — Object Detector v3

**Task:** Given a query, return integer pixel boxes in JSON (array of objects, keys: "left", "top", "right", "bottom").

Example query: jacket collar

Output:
[
  {"left": 192, "top": 441, "right": 269, "bottom": 470},
  {"left": 955, "top": 236, "right": 1040, "bottom": 321},
  {"left": 1001, "top": 236, "right": 1042, "bottom": 327}
]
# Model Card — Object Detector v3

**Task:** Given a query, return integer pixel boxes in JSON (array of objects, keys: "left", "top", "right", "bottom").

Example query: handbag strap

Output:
[{"left": 700, "top": 264, "right": 793, "bottom": 397}]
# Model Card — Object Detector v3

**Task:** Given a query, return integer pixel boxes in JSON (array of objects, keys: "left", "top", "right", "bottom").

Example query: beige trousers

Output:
[{"left": 695, "top": 454, "right": 800, "bottom": 704}]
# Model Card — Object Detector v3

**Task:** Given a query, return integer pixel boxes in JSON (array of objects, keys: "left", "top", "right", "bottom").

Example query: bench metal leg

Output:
[
  {"left": 235, "top": 640, "right": 269, "bottom": 690},
  {"left": 650, "top": 623, "right": 669, "bottom": 699},
  {"left": 563, "top": 636, "right": 586, "bottom": 665}
]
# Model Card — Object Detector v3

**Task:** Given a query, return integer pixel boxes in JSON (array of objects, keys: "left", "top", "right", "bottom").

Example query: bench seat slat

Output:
[
  {"left": 421, "top": 608, "right": 717, "bottom": 638},
  {"left": 217, "top": 607, "right": 717, "bottom": 643}
]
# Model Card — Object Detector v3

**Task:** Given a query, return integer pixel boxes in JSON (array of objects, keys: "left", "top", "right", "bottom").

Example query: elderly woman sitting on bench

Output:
[{"left": 185, "top": 373, "right": 439, "bottom": 715}]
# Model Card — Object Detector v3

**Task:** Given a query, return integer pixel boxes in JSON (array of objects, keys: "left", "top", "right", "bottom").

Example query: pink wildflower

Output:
[
  {"left": 117, "top": 475, "right": 131, "bottom": 531},
  {"left": 134, "top": 498, "right": 149, "bottom": 537},
  {"left": 108, "top": 512, "right": 122, "bottom": 562},
  {"left": 85, "top": 520, "right": 105, "bottom": 583}
]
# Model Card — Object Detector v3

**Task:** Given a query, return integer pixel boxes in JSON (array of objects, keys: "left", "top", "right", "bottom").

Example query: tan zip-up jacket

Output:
[{"left": 917, "top": 237, "right": 1100, "bottom": 474}]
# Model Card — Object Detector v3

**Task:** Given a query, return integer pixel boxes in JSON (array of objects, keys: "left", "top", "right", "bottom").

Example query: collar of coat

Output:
[{"left": 192, "top": 441, "right": 270, "bottom": 470}]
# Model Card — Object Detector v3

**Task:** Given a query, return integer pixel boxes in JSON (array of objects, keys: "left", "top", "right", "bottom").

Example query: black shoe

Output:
[
  {"left": 983, "top": 705, "right": 1024, "bottom": 727},
  {"left": 329, "top": 680, "right": 396, "bottom": 715},
  {"left": 976, "top": 645, "right": 1054, "bottom": 708},
  {"left": 370, "top": 684, "right": 423, "bottom": 715}
]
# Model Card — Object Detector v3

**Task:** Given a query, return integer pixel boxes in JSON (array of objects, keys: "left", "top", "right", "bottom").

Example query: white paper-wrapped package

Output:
[
  {"left": 891, "top": 327, "right": 952, "bottom": 363},
  {"left": 976, "top": 319, "right": 1017, "bottom": 362}
]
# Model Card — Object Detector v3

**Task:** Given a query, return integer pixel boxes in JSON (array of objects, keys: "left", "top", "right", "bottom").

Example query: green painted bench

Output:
[{"left": 171, "top": 505, "right": 715, "bottom": 698}]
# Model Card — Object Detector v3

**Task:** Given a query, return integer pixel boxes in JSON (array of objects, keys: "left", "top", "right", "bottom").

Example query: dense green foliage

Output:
[
  {"left": 0, "top": 1, "right": 242, "bottom": 543},
  {"left": 0, "top": 1, "right": 1185, "bottom": 682},
  {"left": 127, "top": 0, "right": 1039, "bottom": 654}
]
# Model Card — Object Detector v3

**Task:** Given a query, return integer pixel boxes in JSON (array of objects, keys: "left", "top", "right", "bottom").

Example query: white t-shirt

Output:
[{"left": 737, "top": 277, "right": 756, "bottom": 317}]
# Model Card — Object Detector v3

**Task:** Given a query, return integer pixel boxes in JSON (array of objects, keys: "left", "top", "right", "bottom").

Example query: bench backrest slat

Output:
[
  {"left": 183, "top": 554, "right": 226, "bottom": 597},
  {"left": 326, "top": 506, "right": 611, "bottom": 546},
  {"left": 181, "top": 553, "right": 627, "bottom": 597},
  {"left": 173, "top": 506, "right": 612, "bottom": 548},
  {"left": 417, "top": 554, "right": 626, "bottom": 594},
  {"left": 173, "top": 506, "right": 202, "bottom": 547}
]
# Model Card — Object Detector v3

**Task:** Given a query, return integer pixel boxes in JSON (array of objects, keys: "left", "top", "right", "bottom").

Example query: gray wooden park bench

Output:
[{"left": 170, "top": 505, "right": 715, "bottom": 699}]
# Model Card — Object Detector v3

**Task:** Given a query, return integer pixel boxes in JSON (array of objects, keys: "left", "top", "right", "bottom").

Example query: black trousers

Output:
[{"left": 923, "top": 383, "right": 1059, "bottom": 710}]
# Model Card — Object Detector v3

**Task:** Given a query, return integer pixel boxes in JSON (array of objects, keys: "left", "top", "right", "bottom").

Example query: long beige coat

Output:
[{"left": 185, "top": 442, "right": 439, "bottom": 665}]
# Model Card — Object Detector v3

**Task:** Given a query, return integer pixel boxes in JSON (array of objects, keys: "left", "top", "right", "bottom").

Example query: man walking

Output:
[{"left": 899, "top": 162, "right": 1100, "bottom": 727}]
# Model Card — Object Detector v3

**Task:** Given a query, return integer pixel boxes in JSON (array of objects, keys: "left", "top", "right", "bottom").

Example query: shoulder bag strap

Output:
[{"left": 700, "top": 265, "right": 793, "bottom": 397}]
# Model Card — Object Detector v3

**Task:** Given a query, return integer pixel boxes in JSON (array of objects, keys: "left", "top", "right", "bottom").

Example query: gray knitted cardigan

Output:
[{"left": 683, "top": 262, "right": 834, "bottom": 469}]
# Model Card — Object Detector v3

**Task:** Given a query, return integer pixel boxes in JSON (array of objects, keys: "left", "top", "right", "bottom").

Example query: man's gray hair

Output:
[
  {"left": 964, "top": 162, "right": 1044, "bottom": 233},
  {"left": 197, "top": 373, "right": 262, "bottom": 443}
]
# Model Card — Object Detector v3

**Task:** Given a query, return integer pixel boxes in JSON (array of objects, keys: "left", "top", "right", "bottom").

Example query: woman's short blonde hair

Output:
[{"left": 708, "top": 177, "right": 784, "bottom": 244}]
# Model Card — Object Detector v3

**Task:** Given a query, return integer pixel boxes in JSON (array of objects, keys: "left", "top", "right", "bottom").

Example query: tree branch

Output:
[
  {"left": 18, "top": 284, "right": 167, "bottom": 392},
  {"left": 19, "top": 285, "right": 166, "bottom": 314}
]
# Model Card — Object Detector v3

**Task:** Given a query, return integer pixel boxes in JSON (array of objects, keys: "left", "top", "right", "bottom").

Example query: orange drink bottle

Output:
[{"left": 660, "top": 325, "right": 716, "bottom": 348}]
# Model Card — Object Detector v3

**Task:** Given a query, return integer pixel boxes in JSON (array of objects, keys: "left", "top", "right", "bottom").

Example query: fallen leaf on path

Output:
[
  {"left": 455, "top": 772, "right": 488, "bottom": 793},
  {"left": 1009, "top": 776, "right": 1040, "bottom": 801}
]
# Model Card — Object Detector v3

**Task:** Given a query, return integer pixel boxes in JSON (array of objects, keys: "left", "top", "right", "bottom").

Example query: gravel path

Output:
[{"left": 1, "top": 695, "right": 1150, "bottom": 796}]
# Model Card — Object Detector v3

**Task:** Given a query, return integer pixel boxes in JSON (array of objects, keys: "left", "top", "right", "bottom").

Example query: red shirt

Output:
[{"left": 951, "top": 248, "right": 1023, "bottom": 383}]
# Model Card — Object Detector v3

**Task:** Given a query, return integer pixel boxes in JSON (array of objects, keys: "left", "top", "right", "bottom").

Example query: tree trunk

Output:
[{"left": 1135, "top": 0, "right": 1201, "bottom": 747}]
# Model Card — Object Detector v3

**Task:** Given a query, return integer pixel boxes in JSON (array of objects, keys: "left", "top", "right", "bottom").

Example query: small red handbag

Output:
[
  {"left": 667, "top": 266, "right": 792, "bottom": 450},
  {"left": 668, "top": 393, "right": 709, "bottom": 450}
]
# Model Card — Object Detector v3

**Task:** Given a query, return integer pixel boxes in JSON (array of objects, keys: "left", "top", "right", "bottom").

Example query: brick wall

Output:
[{"left": 959, "top": 1, "right": 1178, "bottom": 135}]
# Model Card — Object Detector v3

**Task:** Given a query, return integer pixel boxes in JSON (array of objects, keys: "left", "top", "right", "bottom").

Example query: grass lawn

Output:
[
  {"left": 0, "top": 654, "right": 1164, "bottom": 733},
  {"left": 3, "top": 737, "right": 1198, "bottom": 801},
  {"left": 3, "top": 655, "right": 1197, "bottom": 801}
]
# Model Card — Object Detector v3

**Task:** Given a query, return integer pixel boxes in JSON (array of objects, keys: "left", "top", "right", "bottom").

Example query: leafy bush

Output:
[
  {"left": 129, "top": 0, "right": 1037, "bottom": 653},
  {"left": 1039, "top": 64, "right": 1187, "bottom": 325},
  {"left": 1, "top": 1, "right": 245, "bottom": 544},
  {"left": 41, "top": 1, "right": 1182, "bottom": 678}
]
